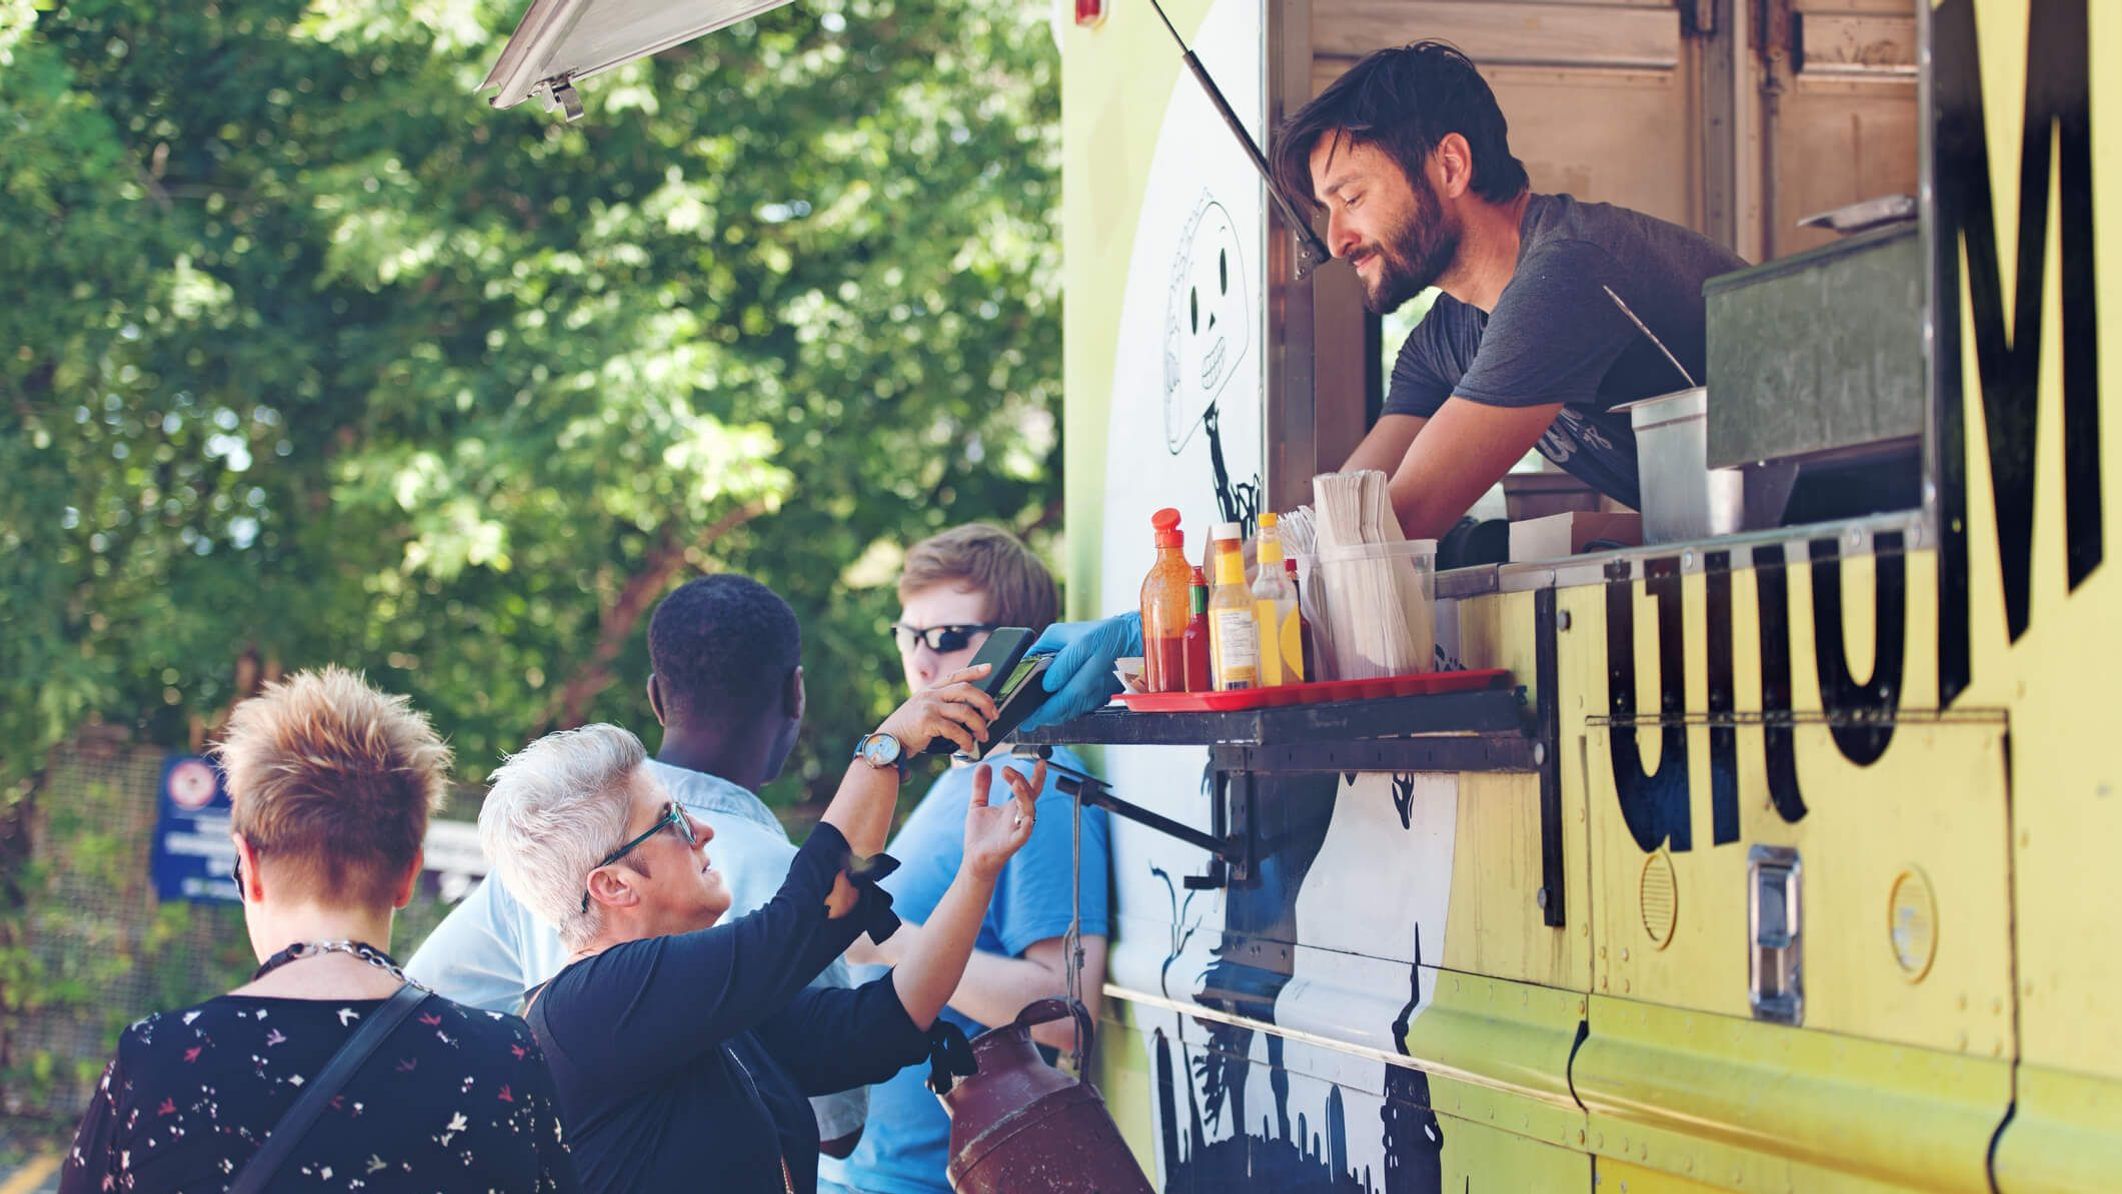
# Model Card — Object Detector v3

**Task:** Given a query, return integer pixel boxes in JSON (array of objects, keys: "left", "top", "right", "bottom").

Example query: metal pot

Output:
[
  {"left": 1614, "top": 387, "right": 1744, "bottom": 543},
  {"left": 941, "top": 999, "right": 1154, "bottom": 1194}
]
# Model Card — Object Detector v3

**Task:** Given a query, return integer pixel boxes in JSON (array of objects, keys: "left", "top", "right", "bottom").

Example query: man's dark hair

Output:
[
  {"left": 648, "top": 574, "right": 801, "bottom": 720},
  {"left": 1273, "top": 41, "right": 1528, "bottom": 212}
]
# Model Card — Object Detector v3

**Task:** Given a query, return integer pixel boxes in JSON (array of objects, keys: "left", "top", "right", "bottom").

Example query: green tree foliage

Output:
[{"left": 1, "top": 0, "right": 1062, "bottom": 807}]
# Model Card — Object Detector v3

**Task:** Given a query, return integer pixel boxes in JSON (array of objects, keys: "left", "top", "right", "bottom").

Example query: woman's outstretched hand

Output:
[
  {"left": 878, "top": 663, "right": 1001, "bottom": 757},
  {"left": 888, "top": 759, "right": 1049, "bottom": 1030},
  {"left": 963, "top": 760, "right": 1043, "bottom": 880}
]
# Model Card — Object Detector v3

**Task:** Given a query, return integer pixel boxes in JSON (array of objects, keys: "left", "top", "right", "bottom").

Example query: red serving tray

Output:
[{"left": 1114, "top": 668, "right": 1511, "bottom": 713}]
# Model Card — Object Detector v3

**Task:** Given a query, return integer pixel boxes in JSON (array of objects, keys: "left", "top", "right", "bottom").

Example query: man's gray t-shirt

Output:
[{"left": 1384, "top": 193, "right": 1748, "bottom": 508}]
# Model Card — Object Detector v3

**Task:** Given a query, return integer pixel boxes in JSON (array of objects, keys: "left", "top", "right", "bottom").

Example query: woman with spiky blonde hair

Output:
[{"left": 61, "top": 667, "right": 580, "bottom": 1194}]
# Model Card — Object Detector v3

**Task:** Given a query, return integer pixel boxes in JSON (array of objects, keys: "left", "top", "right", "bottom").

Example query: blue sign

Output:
[{"left": 151, "top": 754, "right": 239, "bottom": 904}]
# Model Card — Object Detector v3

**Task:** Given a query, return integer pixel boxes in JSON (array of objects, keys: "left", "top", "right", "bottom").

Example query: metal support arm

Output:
[{"left": 1016, "top": 748, "right": 1251, "bottom": 887}]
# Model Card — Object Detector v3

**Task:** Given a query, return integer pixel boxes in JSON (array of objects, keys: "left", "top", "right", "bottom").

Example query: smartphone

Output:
[
  {"left": 947, "top": 653, "right": 1054, "bottom": 762},
  {"left": 979, "top": 653, "right": 1056, "bottom": 749},
  {"left": 924, "top": 627, "right": 1035, "bottom": 756}
]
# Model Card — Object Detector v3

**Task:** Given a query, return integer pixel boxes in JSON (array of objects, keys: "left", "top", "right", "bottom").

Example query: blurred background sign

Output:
[
  {"left": 149, "top": 753, "right": 489, "bottom": 906},
  {"left": 421, "top": 819, "right": 490, "bottom": 905},
  {"left": 149, "top": 755, "right": 238, "bottom": 904}
]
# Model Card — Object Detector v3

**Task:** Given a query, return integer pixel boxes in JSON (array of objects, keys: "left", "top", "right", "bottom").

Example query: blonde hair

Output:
[
  {"left": 478, "top": 724, "right": 647, "bottom": 950},
  {"left": 898, "top": 524, "right": 1059, "bottom": 633},
  {"left": 214, "top": 667, "right": 449, "bottom": 906}
]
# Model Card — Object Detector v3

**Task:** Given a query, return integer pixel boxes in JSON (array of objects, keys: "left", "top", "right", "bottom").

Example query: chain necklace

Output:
[{"left": 250, "top": 939, "right": 427, "bottom": 990}]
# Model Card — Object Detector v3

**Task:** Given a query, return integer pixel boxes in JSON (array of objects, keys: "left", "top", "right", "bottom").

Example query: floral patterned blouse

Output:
[{"left": 59, "top": 991, "right": 579, "bottom": 1193}]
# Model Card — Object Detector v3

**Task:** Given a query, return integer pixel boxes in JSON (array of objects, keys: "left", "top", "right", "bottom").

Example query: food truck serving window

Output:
[{"left": 1292, "top": 1, "right": 1927, "bottom": 554}]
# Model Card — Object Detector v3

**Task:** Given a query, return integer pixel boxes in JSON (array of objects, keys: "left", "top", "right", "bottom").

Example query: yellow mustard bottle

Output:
[
  {"left": 1252, "top": 513, "right": 1300, "bottom": 686},
  {"left": 1206, "top": 521, "right": 1259, "bottom": 691}
]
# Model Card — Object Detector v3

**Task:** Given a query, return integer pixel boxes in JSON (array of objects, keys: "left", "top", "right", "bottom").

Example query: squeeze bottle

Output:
[
  {"left": 1138, "top": 508, "right": 1192, "bottom": 693},
  {"left": 1285, "top": 557, "right": 1317, "bottom": 682},
  {"left": 1182, "top": 567, "right": 1211, "bottom": 692},
  {"left": 1206, "top": 522, "right": 1259, "bottom": 691},
  {"left": 1251, "top": 513, "right": 1299, "bottom": 685}
]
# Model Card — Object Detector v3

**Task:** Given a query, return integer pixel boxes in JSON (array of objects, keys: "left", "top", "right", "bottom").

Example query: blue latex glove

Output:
[{"left": 1017, "top": 612, "right": 1143, "bottom": 730}]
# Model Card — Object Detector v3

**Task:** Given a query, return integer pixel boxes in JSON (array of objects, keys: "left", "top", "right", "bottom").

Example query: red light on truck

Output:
[{"left": 1076, "top": 0, "right": 1106, "bottom": 27}]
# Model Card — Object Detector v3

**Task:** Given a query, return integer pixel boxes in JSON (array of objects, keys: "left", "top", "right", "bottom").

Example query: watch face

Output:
[{"left": 861, "top": 733, "right": 900, "bottom": 767}]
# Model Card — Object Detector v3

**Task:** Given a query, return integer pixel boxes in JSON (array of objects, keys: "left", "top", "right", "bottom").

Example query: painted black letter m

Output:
[{"left": 1933, "top": 0, "right": 2103, "bottom": 708}]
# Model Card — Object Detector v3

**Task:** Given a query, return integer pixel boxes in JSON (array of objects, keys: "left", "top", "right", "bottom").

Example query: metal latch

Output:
[
  {"left": 537, "top": 77, "right": 584, "bottom": 123},
  {"left": 1749, "top": 846, "right": 1802, "bottom": 1024}
]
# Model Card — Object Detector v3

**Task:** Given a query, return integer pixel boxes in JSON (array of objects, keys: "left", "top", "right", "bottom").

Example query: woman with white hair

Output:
[
  {"left": 61, "top": 667, "right": 578, "bottom": 1193},
  {"left": 479, "top": 663, "right": 1039, "bottom": 1194}
]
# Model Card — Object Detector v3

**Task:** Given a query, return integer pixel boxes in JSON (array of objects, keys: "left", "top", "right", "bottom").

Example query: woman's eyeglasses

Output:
[
  {"left": 581, "top": 801, "right": 696, "bottom": 913},
  {"left": 890, "top": 622, "right": 998, "bottom": 654}
]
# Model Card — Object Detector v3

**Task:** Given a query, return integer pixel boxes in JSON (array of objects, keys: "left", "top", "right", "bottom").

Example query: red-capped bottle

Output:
[
  {"left": 1139, "top": 509, "right": 1192, "bottom": 693},
  {"left": 1182, "top": 567, "right": 1212, "bottom": 692}
]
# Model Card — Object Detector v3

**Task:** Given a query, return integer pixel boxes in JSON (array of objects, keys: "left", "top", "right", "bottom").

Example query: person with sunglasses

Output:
[
  {"left": 61, "top": 669, "right": 579, "bottom": 1194},
  {"left": 890, "top": 620, "right": 996, "bottom": 656},
  {"left": 823, "top": 524, "right": 1111, "bottom": 1194},
  {"left": 478, "top": 662, "right": 1038, "bottom": 1194}
]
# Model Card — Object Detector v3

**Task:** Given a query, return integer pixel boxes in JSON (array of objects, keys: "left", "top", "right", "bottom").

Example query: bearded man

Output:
[
  {"left": 1014, "top": 42, "right": 1758, "bottom": 732},
  {"left": 1273, "top": 40, "right": 1748, "bottom": 540}
]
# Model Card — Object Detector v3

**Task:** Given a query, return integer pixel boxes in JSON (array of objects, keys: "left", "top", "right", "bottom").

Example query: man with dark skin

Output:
[
  {"left": 642, "top": 624, "right": 802, "bottom": 800},
  {"left": 1020, "top": 41, "right": 1748, "bottom": 728}
]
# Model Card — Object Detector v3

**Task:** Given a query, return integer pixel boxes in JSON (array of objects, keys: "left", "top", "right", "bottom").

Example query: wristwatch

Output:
[{"left": 854, "top": 731, "right": 909, "bottom": 778}]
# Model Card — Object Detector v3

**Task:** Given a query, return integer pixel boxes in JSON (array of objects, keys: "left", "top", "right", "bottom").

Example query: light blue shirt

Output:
[
  {"left": 405, "top": 757, "right": 867, "bottom": 1142},
  {"left": 821, "top": 749, "right": 1111, "bottom": 1194}
]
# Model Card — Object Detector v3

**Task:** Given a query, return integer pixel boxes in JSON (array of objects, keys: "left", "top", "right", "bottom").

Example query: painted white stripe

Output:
[{"left": 1103, "top": 981, "right": 1574, "bottom": 1110}]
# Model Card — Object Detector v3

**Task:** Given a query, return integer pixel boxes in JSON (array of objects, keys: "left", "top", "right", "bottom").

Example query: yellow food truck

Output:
[
  {"left": 1044, "top": 0, "right": 2115, "bottom": 1190},
  {"left": 483, "top": 0, "right": 2113, "bottom": 1188}
]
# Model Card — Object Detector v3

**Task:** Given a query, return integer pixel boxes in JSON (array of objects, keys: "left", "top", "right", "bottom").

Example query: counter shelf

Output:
[
  {"left": 1011, "top": 588, "right": 1568, "bottom": 927},
  {"left": 1014, "top": 671, "right": 1531, "bottom": 773}
]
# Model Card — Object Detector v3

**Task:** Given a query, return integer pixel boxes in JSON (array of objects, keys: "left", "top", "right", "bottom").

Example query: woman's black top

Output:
[
  {"left": 60, "top": 989, "right": 578, "bottom": 1192},
  {"left": 526, "top": 821, "right": 932, "bottom": 1194}
]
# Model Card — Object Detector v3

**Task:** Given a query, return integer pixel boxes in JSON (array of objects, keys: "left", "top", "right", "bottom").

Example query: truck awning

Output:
[{"left": 480, "top": 0, "right": 795, "bottom": 119}]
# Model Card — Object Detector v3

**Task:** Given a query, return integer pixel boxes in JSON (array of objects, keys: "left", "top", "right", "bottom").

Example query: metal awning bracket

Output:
[
  {"left": 478, "top": 0, "right": 797, "bottom": 119},
  {"left": 538, "top": 77, "right": 585, "bottom": 122}
]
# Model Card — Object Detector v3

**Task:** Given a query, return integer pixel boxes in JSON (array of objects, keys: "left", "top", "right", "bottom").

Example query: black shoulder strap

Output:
[{"left": 228, "top": 983, "right": 430, "bottom": 1194}]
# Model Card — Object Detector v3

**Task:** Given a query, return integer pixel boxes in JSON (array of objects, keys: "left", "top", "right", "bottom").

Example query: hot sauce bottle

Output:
[
  {"left": 1138, "top": 508, "right": 1193, "bottom": 693},
  {"left": 1182, "top": 566, "right": 1211, "bottom": 692}
]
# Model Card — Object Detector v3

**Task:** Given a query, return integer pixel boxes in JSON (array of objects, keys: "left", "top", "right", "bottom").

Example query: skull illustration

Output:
[{"left": 1163, "top": 196, "right": 1251, "bottom": 454}]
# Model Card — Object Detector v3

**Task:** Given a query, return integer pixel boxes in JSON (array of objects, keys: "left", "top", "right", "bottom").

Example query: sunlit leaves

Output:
[{"left": 3, "top": 0, "right": 1059, "bottom": 805}]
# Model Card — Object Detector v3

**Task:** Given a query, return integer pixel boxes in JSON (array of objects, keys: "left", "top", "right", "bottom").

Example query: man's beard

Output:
[{"left": 1356, "top": 172, "right": 1461, "bottom": 314}]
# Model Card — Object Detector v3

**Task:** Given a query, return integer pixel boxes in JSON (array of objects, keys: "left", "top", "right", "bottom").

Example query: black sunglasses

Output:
[
  {"left": 581, "top": 801, "right": 697, "bottom": 913},
  {"left": 891, "top": 622, "right": 998, "bottom": 653}
]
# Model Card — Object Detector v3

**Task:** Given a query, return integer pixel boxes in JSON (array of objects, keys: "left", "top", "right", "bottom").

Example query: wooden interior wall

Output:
[{"left": 1769, "top": 0, "right": 1920, "bottom": 256}]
